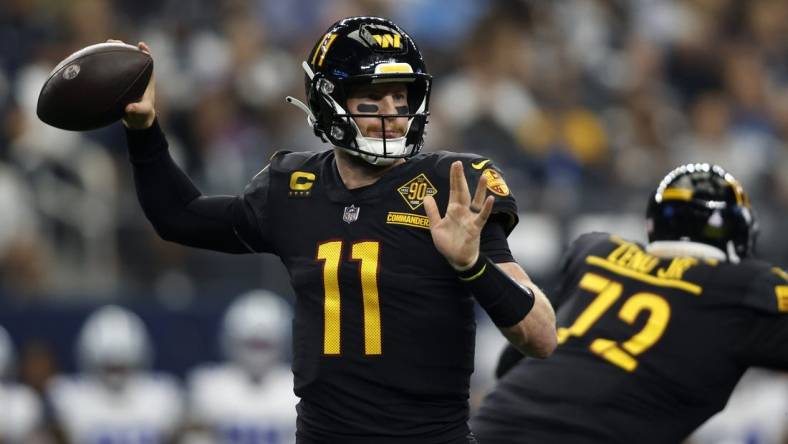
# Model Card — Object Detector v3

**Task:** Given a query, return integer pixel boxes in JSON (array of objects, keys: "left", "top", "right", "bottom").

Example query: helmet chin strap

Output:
[{"left": 726, "top": 240, "right": 741, "bottom": 264}]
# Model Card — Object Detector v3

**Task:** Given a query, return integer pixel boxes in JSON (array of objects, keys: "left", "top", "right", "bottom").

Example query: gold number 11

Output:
[{"left": 317, "top": 240, "right": 382, "bottom": 356}]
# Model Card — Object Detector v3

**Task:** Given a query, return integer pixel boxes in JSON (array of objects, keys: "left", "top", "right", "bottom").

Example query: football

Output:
[{"left": 36, "top": 42, "right": 153, "bottom": 131}]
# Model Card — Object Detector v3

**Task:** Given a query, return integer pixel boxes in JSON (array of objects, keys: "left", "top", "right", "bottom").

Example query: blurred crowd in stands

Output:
[
  {"left": 1, "top": 0, "right": 787, "bottom": 300},
  {"left": 2, "top": 1, "right": 788, "bottom": 442}
]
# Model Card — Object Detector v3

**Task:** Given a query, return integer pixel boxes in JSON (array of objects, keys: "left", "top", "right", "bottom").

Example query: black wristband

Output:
[{"left": 458, "top": 255, "right": 535, "bottom": 327}]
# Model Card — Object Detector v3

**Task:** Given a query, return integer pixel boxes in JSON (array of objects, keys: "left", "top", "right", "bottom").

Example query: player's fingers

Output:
[
  {"left": 142, "top": 74, "right": 156, "bottom": 100},
  {"left": 125, "top": 101, "right": 148, "bottom": 114},
  {"left": 138, "top": 41, "right": 151, "bottom": 55},
  {"left": 475, "top": 196, "right": 495, "bottom": 227},
  {"left": 423, "top": 195, "right": 441, "bottom": 226},
  {"left": 471, "top": 173, "right": 488, "bottom": 211},
  {"left": 449, "top": 161, "right": 470, "bottom": 205}
]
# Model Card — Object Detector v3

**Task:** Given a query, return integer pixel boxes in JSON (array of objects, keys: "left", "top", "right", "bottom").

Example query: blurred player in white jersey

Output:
[
  {"left": 185, "top": 290, "right": 297, "bottom": 444},
  {"left": 688, "top": 368, "right": 788, "bottom": 444},
  {"left": 0, "top": 324, "right": 44, "bottom": 443},
  {"left": 47, "top": 305, "right": 183, "bottom": 444}
]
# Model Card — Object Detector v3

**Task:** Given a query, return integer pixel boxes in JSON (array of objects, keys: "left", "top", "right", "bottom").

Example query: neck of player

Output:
[{"left": 334, "top": 148, "right": 406, "bottom": 190}]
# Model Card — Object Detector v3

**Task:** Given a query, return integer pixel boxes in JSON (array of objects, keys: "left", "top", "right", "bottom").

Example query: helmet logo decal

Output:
[
  {"left": 349, "top": 24, "right": 405, "bottom": 53},
  {"left": 397, "top": 173, "right": 437, "bottom": 210},
  {"left": 311, "top": 32, "right": 338, "bottom": 67},
  {"left": 372, "top": 33, "right": 401, "bottom": 49}
]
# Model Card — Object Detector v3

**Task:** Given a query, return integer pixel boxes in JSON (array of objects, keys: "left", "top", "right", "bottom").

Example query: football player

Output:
[
  {"left": 47, "top": 305, "right": 183, "bottom": 444},
  {"left": 472, "top": 163, "right": 788, "bottom": 443},
  {"left": 120, "top": 16, "right": 556, "bottom": 443},
  {"left": 185, "top": 290, "right": 297, "bottom": 444},
  {"left": 0, "top": 324, "right": 44, "bottom": 444}
]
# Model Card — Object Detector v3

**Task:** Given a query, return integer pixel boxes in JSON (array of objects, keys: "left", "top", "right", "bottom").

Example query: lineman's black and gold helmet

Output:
[
  {"left": 287, "top": 16, "right": 431, "bottom": 165},
  {"left": 646, "top": 163, "right": 757, "bottom": 261}
]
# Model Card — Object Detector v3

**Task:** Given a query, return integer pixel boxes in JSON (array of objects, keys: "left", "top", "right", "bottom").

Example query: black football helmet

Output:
[
  {"left": 646, "top": 163, "right": 757, "bottom": 261},
  {"left": 286, "top": 16, "right": 431, "bottom": 165}
]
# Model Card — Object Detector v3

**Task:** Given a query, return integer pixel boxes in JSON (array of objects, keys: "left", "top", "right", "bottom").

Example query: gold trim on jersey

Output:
[
  {"left": 386, "top": 212, "right": 430, "bottom": 229},
  {"left": 586, "top": 256, "right": 702, "bottom": 295},
  {"left": 776, "top": 286, "right": 788, "bottom": 312},
  {"left": 772, "top": 267, "right": 788, "bottom": 282}
]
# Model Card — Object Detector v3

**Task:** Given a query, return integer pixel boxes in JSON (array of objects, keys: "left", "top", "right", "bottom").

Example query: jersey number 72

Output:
[{"left": 557, "top": 272, "right": 671, "bottom": 372}]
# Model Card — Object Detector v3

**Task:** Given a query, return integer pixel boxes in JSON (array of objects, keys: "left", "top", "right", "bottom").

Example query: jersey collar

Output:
[{"left": 645, "top": 241, "right": 727, "bottom": 261}]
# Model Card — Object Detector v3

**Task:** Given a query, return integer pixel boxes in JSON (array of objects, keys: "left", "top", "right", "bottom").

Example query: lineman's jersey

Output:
[
  {"left": 240, "top": 150, "right": 518, "bottom": 443},
  {"left": 0, "top": 382, "right": 42, "bottom": 442},
  {"left": 187, "top": 363, "right": 297, "bottom": 444},
  {"left": 474, "top": 233, "right": 788, "bottom": 444},
  {"left": 47, "top": 373, "right": 183, "bottom": 444}
]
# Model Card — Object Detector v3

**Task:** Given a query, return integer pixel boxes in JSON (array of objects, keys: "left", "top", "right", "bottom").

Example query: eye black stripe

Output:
[{"left": 356, "top": 104, "right": 378, "bottom": 112}]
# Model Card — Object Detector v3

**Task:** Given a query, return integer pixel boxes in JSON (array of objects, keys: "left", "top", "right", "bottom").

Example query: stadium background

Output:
[{"left": 1, "top": 0, "right": 787, "bottom": 430}]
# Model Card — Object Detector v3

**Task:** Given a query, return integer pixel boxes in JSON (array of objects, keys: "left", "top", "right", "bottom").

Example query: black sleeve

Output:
[
  {"left": 733, "top": 266, "right": 788, "bottom": 369},
  {"left": 125, "top": 120, "right": 263, "bottom": 254},
  {"left": 480, "top": 215, "right": 514, "bottom": 264},
  {"left": 495, "top": 343, "right": 525, "bottom": 379}
]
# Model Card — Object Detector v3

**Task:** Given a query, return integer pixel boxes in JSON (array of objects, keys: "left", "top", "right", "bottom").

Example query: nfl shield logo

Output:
[{"left": 343, "top": 205, "right": 360, "bottom": 224}]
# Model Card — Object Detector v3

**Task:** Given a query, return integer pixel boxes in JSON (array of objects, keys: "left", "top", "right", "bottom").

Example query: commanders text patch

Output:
[
  {"left": 397, "top": 173, "right": 437, "bottom": 210},
  {"left": 386, "top": 212, "right": 430, "bottom": 229}
]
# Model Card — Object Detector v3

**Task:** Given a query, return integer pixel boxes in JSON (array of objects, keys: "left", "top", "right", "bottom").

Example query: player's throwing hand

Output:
[
  {"left": 114, "top": 41, "right": 156, "bottom": 129},
  {"left": 423, "top": 160, "right": 495, "bottom": 271}
]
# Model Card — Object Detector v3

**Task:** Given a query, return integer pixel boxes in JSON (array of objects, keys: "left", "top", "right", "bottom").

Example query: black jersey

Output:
[
  {"left": 473, "top": 233, "right": 788, "bottom": 444},
  {"left": 238, "top": 150, "right": 518, "bottom": 443}
]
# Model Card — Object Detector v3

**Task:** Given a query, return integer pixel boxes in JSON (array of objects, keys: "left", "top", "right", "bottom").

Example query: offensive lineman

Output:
[{"left": 473, "top": 164, "right": 788, "bottom": 444}]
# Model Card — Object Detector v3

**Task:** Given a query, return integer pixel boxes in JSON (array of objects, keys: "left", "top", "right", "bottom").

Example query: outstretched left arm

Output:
[{"left": 424, "top": 161, "right": 556, "bottom": 358}]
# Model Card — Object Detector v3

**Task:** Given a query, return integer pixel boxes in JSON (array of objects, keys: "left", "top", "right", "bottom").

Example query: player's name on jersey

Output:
[
  {"left": 386, "top": 211, "right": 430, "bottom": 229},
  {"left": 586, "top": 237, "right": 716, "bottom": 295}
]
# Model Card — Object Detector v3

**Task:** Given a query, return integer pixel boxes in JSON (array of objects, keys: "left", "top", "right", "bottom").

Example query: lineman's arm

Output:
[{"left": 496, "top": 262, "right": 556, "bottom": 358}]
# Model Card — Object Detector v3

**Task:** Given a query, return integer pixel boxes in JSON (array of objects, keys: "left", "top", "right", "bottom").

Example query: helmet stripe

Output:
[
  {"left": 661, "top": 188, "right": 693, "bottom": 201},
  {"left": 311, "top": 33, "right": 338, "bottom": 67}
]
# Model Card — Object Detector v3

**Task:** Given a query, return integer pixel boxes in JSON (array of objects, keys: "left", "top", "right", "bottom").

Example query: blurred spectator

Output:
[
  {"left": 184, "top": 290, "right": 297, "bottom": 444},
  {"left": 688, "top": 369, "right": 788, "bottom": 444},
  {"left": 1, "top": 0, "right": 786, "bottom": 298},
  {"left": 46, "top": 306, "right": 183, "bottom": 444},
  {"left": 0, "top": 324, "right": 45, "bottom": 443}
]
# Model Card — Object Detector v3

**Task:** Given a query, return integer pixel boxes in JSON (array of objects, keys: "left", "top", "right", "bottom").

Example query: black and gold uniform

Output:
[
  {"left": 473, "top": 163, "right": 788, "bottom": 444},
  {"left": 474, "top": 233, "right": 788, "bottom": 443},
  {"left": 127, "top": 121, "right": 518, "bottom": 443}
]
